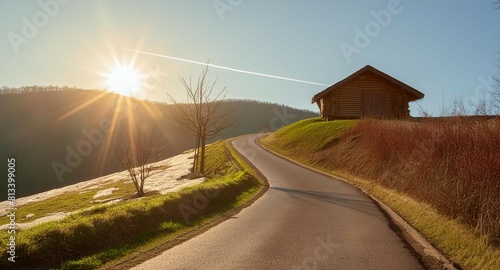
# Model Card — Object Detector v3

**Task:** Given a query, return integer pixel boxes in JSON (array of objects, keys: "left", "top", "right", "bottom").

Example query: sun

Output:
[{"left": 105, "top": 63, "right": 145, "bottom": 96}]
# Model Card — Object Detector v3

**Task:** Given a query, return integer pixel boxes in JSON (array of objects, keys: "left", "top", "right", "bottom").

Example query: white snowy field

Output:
[{"left": 0, "top": 151, "right": 205, "bottom": 230}]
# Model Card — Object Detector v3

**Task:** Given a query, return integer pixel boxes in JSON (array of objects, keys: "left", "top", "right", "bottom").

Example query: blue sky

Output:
[{"left": 1, "top": 0, "right": 499, "bottom": 115}]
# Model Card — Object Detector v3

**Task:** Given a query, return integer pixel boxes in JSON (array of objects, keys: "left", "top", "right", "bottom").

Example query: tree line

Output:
[{"left": 0, "top": 85, "right": 105, "bottom": 95}]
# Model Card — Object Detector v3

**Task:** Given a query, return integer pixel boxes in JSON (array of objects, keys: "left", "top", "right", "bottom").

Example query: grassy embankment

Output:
[
  {"left": 260, "top": 117, "right": 500, "bottom": 270},
  {"left": 0, "top": 140, "right": 263, "bottom": 270}
]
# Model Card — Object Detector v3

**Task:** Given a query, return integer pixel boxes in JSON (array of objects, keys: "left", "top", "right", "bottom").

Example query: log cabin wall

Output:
[
  {"left": 320, "top": 70, "right": 410, "bottom": 120},
  {"left": 312, "top": 65, "right": 424, "bottom": 121}
]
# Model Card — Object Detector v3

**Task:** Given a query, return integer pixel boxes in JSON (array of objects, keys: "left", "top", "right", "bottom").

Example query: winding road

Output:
[{"left": 131, "top": 134, "right": 425, "bottom": 269}]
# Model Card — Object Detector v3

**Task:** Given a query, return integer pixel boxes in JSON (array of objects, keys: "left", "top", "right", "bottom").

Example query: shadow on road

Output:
[{"left": 270, "top": 186, "right": 381, "bottom": 217}]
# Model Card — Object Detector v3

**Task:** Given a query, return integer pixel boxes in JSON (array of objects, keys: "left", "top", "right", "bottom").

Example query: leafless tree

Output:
[
  {"left": 493, "top": 57, "right": 500, "bottom": 113},
  {"left": 473, "top": 95, "right": 490, "bottom": 116},
  {"left": 119, "top": 124, "right": 163, "bottom": 197},
  {"left": 167, "top": 65, "right": 238, "bottom": 174},
  {"left": 447, "top": 96, "right": 468, "bottom": 116},
  {"left": 415, "top": 102, "right": 432, "bottom": 117}
]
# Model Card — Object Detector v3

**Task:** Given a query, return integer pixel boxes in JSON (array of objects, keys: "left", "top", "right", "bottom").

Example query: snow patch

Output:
[
  {"left": 0, "top": 151, "right": 206, "bottom": 229},
  {"left": 93, "top": 188, "right": 119, "bottom": 199},
  {"left": 0, "top": 212, "right": 69, "bottom": 231}
]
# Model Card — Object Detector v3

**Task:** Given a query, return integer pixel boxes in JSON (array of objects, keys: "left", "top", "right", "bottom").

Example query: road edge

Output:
[
  {"left": 102, "top": 137, "right": 270, "bottom": 270},
  {"left": 255, "top": 137, "right": 457, "bottom": 270}
]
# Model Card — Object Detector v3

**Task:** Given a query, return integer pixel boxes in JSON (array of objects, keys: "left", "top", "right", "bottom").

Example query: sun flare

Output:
[{"left": 105, "top": 63, "right": 145, "bottom": 96}]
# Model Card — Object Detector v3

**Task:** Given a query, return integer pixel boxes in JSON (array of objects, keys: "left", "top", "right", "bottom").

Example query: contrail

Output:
[{"left": 122, "top": 48, "right": 330, "bottom": 87}]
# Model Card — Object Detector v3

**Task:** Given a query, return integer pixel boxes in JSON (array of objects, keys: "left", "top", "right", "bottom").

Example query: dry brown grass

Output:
[
  {"left": 262, "top": 117, "right": 500, "bottom": 269},
  {"left": 313, "top": 117, "right": 500, "bottom": 244}
]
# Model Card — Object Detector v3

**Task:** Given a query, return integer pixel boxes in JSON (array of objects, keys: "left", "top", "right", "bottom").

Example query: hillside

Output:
[
  {"left": 0, "top": 88, "right": 316, "bottom": 199},
  {"left": 0, "top": 140, "right": 263, "bottom": 269},
  {"left": 261, "top": 117, "right": 500, "bottom": 269}
]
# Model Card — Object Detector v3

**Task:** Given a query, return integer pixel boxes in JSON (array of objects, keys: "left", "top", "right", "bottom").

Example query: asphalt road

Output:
[{"left": 131, "top": 134, "right": 425, "bottom": 270}]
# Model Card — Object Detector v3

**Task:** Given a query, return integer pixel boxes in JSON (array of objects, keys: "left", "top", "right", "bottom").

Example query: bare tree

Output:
[
  {"left": 167, "top": 65, "right": 238, "bottom": 174},
  {"left": 119, "top": 124, "right": 163, "bottom": 197},
  {"left": 415, "top": 102, "right": 432, "bottom": 117},
  {"left": 447, "top": 96, "right": 468, "bottom": 116},
  {"left": 493, "top": 57, "right": 500, "bottom": 113},
  {"left": 473, "top": 95, "right": 490, "bottom": 115}
]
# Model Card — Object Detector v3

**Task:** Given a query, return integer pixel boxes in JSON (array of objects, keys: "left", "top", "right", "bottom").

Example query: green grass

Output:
[
  {"left": 60, "top": 172, "right": 260, "bottom": 270},
  {"left": 0, "top": 180, "right": 137, "bottom": 225},
  {"left": 260, "top": 118, "right": 500, "bottom": 270},
  {"left": 264, "top": 117, "right": 356, "bottom": 152},
  {"left": 261, "top": 118, "right": 357, "bottom": 169},
  {"left": 204, "top": 140, "right": 237, "bottom": 177},
  {"left": 0, "top": 140, "right": 262, "bottom": 270}
]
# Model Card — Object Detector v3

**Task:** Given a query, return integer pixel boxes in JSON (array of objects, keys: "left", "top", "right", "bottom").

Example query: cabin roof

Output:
[{"left": 311, "top": 65, "right": 425, "bottom": 103}]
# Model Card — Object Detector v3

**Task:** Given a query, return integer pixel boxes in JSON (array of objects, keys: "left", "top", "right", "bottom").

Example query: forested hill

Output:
[{"left": 0, "top": 87, "right": 316, "bottom": 199}]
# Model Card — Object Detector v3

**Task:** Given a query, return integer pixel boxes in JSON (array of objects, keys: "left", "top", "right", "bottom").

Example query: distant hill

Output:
[{"left": 0, "top": 87, "right": 316, "bottom": 199}]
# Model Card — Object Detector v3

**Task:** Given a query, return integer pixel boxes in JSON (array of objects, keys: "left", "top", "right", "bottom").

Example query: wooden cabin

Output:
[{"left": 312, "top": 65, "right": 424, "bottom": 120}]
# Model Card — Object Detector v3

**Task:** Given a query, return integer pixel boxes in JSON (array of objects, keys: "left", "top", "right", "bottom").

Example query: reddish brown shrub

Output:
[{"left": 327, "top": 117, "right": 500, "bottom": 243}]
